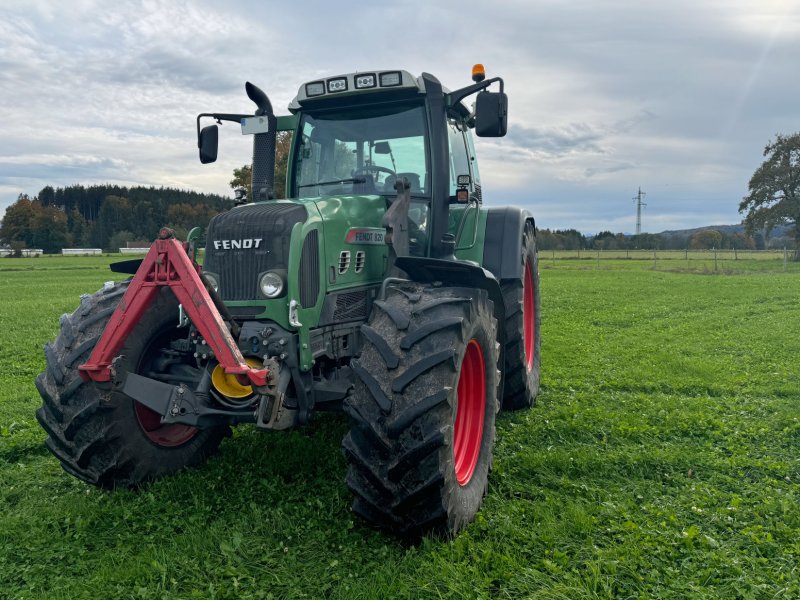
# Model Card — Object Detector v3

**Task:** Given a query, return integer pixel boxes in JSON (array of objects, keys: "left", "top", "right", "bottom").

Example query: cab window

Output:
[{"left": 447, "top": 119, "right": 472, "bottom": 198}]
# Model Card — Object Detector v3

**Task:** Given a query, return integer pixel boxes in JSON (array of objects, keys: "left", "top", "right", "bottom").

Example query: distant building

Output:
[{"left": 62, "top": 248, "right": 102, "bottom": 256}]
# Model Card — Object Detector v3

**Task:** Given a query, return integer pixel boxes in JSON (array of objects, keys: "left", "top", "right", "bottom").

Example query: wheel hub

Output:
[
  {"left": 454, "top": 339, "right": 486, "bottom": 486},
  {"left": 523, "top": 261, "right": 536, "bottom": 371},
  {"left": 134, "top": 403, "right": 198, "bottom": 447}
]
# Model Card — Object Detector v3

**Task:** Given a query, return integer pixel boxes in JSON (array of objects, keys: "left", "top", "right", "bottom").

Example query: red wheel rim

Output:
[
  {"left": 454, "top": 339, "right": 486, "bottom": 486},
  {"left": 523, "top": 261, "right": 536, "bottom": 371},
  {"left": 134, "top": 402, "right": 198, "bottom": 447}
]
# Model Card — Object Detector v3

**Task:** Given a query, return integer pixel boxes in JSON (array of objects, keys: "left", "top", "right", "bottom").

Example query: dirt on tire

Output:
[
  {"left": 36, "top": 282, "right": 229, "bottom": 488},
  {"left": 500, "top": 221, "right": 541, "bottom": 410},
  {"left": 342, "top": 283, "right": 499, "bottom": 537}
]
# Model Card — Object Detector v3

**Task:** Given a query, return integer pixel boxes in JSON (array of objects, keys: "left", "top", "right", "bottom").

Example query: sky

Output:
[{"left": 1, "top": 0, "right": 799, "bottom": 234}]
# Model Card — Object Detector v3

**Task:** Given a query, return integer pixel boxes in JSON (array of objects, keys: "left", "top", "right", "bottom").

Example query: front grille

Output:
[
  {"left": 333, "top": 290, "right": 370, "bottom": 321},
  {"left": 204, "top": 203, "right": 307, "bottom": 301},
  {"left": 299, "top": 230, "right": 320, "bottom": 307}
]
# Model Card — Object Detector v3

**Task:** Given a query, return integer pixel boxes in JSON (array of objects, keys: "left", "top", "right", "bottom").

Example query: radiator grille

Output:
[
  {"left": 299, "top": 229, "right": 320, "bottom": 307},
  {"left": 203, "top": 203, "right": 307, "bottom": 301},
  {"left": 333, "top": 289, "right": 370, "bottom": 321}
]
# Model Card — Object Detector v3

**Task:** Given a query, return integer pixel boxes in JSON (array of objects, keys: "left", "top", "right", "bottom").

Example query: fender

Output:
[
  {"left": 394, "top": 255, "right": 508, "bottom": 400},
  {"left": 482, "top": 206, "right": 535, "bottom": 281},
  {"left": 394, "top": 256, "right": 505, "bottom": 332}
]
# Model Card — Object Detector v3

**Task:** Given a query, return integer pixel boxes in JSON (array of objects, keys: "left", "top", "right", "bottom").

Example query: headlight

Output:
[
  {"left": 379, "top": 71, "right": 402, "bottom": 87},
  {"left": 355, "top": 74, "right": 376, "bottom": 89},
  {"left": 327, "top": 78, "right": 348, "bottom": 93},
  {"left": 259, "top": 271, "right": 284, "bottom": 298},
  {"left": 305, "top": 81, "right": 325, "bottom": 97},
  {"left": 204, "top": 272, "right": 220, "bottom": 293}
]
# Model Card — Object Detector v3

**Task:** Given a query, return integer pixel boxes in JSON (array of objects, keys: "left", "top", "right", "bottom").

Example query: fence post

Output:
[
  {"left": 596, "top": 248, "right": 600, "bottom": 269},
  {"left": 714, "top": 247, "right": 718, "bottom": 272},
  {"left": 653, "top": 248, "right": 657, "bottom": 269},
  {"left": 785, "top": 247, "right": 788, "bottom": 272},
  {"left": 734, "top": 245, "right": 738, "bottom": 260}
]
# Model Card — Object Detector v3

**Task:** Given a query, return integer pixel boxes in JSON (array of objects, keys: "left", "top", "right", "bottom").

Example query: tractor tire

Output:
[
  {"left": 500, "top": 221, "right": 541, "bottom": 410},
  {"left": 342, "top": 284, "right": 499, "bottom": 537},
  {"left": 35, "top": 281, "right": 229, "bottom": 488}
]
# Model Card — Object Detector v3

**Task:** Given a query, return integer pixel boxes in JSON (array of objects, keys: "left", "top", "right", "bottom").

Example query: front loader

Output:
[{"left": 36, "top": 65, "right": 541, "bottom": 537}]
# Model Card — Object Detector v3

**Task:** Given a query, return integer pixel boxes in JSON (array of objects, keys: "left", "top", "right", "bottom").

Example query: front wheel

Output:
[
  {"left": 343, "top": 284, "right": 499, "bottom": 537},
  {"left": 35, "top": 282, "right": 229, "bottom": 488}
]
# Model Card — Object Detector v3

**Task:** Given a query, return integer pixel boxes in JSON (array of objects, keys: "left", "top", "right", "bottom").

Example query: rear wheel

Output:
[
  {"left": 501, "top": 222, "right": 541, "bottom": 410},
  {"left": 35, "top": 282, "right": 229, "bottom": 488},
  {"left": 343, "top": 284, "right": 499, "bottom": 537}
]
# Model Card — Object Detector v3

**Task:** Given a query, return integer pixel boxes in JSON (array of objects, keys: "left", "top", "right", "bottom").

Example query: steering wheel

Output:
[{"left": 354, "top": 165, "right": 396, "bottom": 179}]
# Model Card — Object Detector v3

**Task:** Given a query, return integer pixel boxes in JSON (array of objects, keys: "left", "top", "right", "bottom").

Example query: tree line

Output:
[
  {"left": 535, "top": 228, "right": 770, "bottom": 251},
  {"left": 2, "top": 130, "right": 797, "bottom": 256},
  {"left": 0, "top": 185, "right": 230, "bottom": 253}
]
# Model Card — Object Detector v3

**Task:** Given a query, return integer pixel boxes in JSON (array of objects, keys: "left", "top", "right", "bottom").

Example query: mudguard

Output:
[
  {"left": 482, "top": 207, "right": 535, "bottom": 281},
  {"left": 394, "top": 256, "right": 505, "bottom": 328}
]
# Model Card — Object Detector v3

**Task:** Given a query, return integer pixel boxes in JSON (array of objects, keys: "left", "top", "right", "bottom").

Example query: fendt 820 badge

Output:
[{"left": 36, "top": 65, "right": 541, "bottom": 537}]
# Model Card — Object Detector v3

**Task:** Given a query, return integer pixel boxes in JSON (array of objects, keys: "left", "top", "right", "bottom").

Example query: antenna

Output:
[{"left": 633, "top": 187, "right": 647, "bottom": 235}]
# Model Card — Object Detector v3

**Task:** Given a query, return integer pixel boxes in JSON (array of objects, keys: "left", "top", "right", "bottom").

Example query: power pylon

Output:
[{"left": 633, "top": 187, "right": 647, "bottom": 235}]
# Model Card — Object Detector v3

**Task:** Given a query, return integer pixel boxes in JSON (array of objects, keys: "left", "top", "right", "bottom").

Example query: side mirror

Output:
[
  {"left": 198, "top": 124, "right": 219, "bottom": 164},
  {"left": 475, "top": 91, "right": 508, "bottom": 137},
  {"left": 374, "top": 141, "right": 392, "bottom": 154}
]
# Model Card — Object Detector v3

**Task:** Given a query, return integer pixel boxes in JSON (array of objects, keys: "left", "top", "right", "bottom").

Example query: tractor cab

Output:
[
  {"left": 287, "top": 69, "right": 506, "bottom": 259},
  {"left": 198, "top": 67, "right": 507, "bottom": 261}
]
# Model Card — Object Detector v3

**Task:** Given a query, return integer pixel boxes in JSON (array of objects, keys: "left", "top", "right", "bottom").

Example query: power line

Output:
[{"left": 633, "top": 187, "right": 647, "bottom": 235}]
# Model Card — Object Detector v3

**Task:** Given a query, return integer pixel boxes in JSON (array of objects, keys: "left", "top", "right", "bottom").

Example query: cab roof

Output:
[{"left": 287, "top": 69, "right": 466, "bottom": 116}]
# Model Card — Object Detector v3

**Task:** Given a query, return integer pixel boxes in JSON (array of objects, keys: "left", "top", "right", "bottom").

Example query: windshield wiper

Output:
[{"left": 297, "top": 177, "right": 366, "bottom": 189}]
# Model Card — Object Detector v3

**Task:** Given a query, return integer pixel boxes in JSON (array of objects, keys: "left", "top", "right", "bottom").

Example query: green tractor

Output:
[{"left": 35, "top": 65, "right": 540, "bottom": 537}]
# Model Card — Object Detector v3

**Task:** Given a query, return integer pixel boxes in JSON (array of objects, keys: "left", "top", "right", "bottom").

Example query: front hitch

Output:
[{"left": 79, "top": 227, "right": 269, "bottom": 390}]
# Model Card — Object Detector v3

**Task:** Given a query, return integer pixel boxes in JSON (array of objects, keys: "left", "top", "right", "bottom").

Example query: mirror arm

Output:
[
  {"left": 446, "top": 77, "right": 504, "bottom": 108},
  {"left": 195, "top": 112, "right": 252, "bottom": 138}
]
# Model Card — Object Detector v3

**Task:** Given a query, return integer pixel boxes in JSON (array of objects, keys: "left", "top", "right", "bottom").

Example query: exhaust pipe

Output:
[{"left": 246, "top": 82, "right": 277, "bottom": 200}]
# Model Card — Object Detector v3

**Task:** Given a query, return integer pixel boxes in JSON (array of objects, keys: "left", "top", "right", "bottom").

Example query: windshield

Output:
[{"left": 293, "top": 105, "right": 429, "bottom": 198}]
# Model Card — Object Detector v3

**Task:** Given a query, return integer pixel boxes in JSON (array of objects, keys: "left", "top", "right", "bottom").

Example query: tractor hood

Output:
[{"left": 203, "top": 201, "right": 308, "bottom": 301}]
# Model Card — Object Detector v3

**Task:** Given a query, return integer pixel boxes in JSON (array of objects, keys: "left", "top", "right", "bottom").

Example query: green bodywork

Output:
[{"left": 206, "top": 193, "right": 490, "bottom": 371}]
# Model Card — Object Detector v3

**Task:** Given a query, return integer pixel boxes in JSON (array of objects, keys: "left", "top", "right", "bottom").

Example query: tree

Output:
[
  {"left": 93, "top": 195, "right": 132, "bottom": 249},
  {"left": 230, "top": 131, "right": 293, "bottom": 201},
  {"left": 0, "top": 194, "right": 37, "bottom": 246},
  {"left": 739, "top": 132, "right": 800, "bottom": 257},
  {"left": 108, "top": 230, "right": 136, "bottom": 253},
  {"left": 689, "top": 229, "right": 723, "bottom": 250},
  {"left": 0, "top": 195, "right": 69, "bottom": 253},
  {"left": 229, "top": 164, "right": 252, "bottom": 201}
]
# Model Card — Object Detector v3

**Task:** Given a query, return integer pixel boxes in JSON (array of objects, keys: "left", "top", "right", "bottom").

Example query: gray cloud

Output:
[{"left": 1, "top": 0, "right": 799, "bottom": 233}]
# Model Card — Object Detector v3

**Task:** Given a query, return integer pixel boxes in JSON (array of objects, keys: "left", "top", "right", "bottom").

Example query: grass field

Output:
[{"left": 1, "top": 255, "right": 799, "bottom": 598}]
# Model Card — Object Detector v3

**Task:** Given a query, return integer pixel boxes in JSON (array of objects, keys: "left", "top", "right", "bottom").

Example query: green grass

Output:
[
  {"left": 541, "top": 249, "right": 800, "bottom": 276},
  {"left": 2, "top": 255, "right": 800, "bottom": 598}
]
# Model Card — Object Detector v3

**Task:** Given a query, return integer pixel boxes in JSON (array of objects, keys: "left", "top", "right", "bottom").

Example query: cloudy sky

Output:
[{"left": 1, "top": 0, "right": 799, "bottom": 233}]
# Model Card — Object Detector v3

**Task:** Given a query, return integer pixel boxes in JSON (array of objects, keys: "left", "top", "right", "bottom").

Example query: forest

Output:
[{"left": 0, "top": 185, "right": 231, "bottom": 253}]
